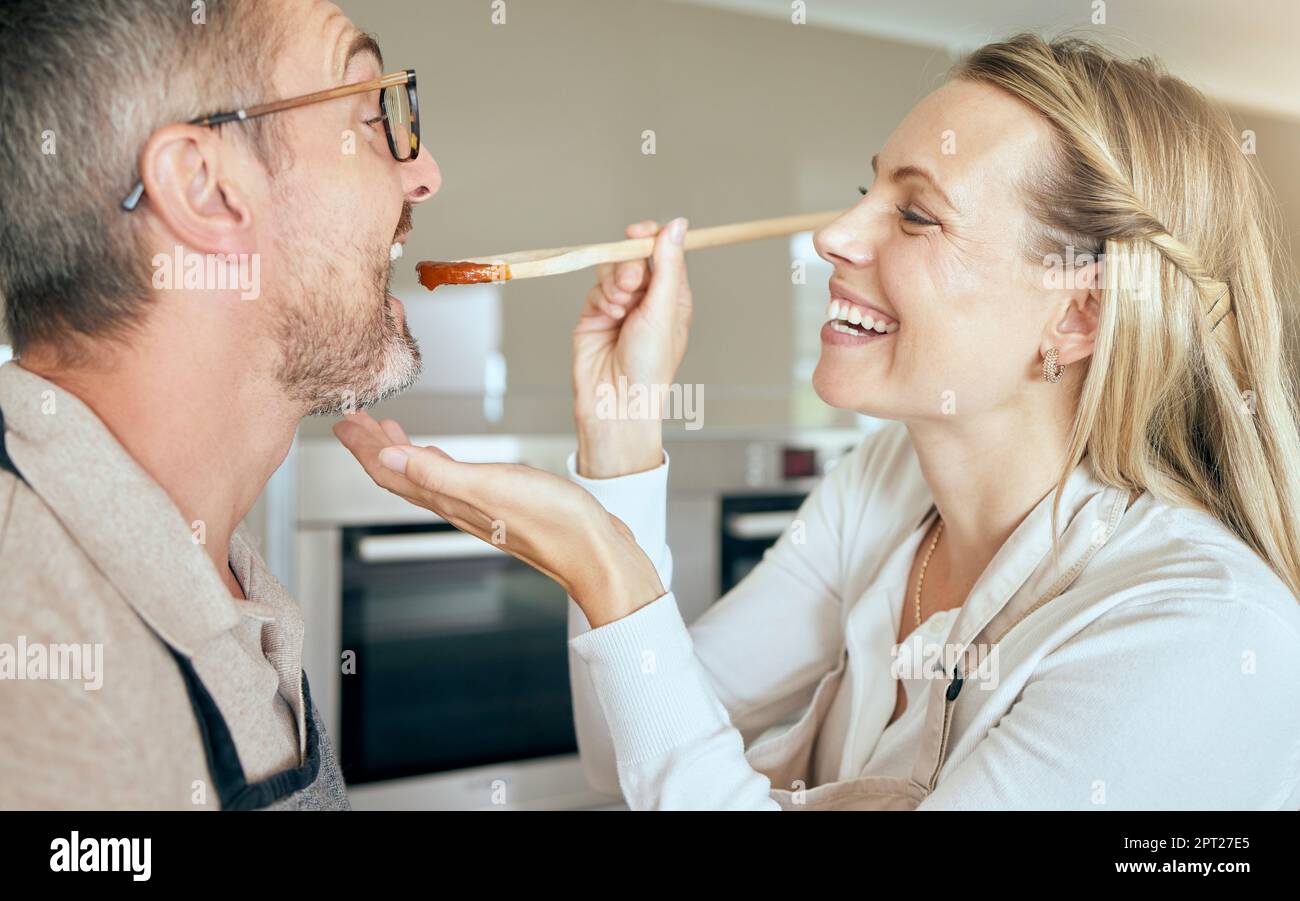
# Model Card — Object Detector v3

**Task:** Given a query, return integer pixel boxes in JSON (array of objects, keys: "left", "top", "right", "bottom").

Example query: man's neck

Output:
[{"left": 19, "top": 324, "right": 301, "bottom": 598}]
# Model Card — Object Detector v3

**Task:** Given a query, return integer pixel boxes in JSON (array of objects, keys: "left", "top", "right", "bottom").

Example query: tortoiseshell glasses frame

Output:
[{"left": 120, "top": 68, "right": 419, "bottom": 211}]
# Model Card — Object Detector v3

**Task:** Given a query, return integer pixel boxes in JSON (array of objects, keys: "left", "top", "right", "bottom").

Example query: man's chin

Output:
[{"left": 303, "top": 332, "right": 423, "bottom": 417}]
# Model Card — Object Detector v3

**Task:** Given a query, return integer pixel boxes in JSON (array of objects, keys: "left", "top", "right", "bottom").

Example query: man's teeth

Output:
[
  {"left": 390, "top": 242, "right": 404, "bottom": 262},
  {"left": 825, "top": 300, "right": 898, "bottom": 334}
]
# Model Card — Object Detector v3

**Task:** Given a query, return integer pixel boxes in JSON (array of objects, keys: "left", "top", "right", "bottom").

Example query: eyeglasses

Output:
[{"left": 120, "top": 68, "right": 420, "bottom": 211}]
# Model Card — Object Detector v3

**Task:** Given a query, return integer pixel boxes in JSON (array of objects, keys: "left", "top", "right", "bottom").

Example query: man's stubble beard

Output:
[{"left": 272, "top": 214, "right": 422, "bottom": 417}]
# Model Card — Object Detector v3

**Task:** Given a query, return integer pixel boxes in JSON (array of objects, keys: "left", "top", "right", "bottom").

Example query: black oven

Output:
[
  {"left": 718, "top": 492, "right": 808, "bottom": 596},
  {"left": 338, "top": 522, "right": 577, "bottom": 785}
]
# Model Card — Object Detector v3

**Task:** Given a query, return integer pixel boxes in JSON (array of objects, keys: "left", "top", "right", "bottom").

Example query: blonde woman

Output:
[{"left": 336, "top": 34, "right": 1300, "bottom": 810}]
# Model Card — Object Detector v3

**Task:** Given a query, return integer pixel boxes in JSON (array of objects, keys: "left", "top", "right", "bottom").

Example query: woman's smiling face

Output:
[{"left": 812, "top": 79, "right": 1068, "bottom": 421}]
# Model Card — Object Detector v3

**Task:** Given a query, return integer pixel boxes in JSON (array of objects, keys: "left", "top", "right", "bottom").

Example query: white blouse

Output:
[
  {"left": 565, "top": 420, "right": 1300, "bottom": 810},
  {"left": 809, "top": 498, "right": 948, "bottom": 785}
]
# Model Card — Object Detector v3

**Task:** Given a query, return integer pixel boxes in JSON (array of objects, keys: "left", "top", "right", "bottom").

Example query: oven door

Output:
[
  {"left": 718, "top": 493, "right": 807, "bottom": 596},
  {"left": 339, "top": 522, "right": 578, "bottom": 785}
]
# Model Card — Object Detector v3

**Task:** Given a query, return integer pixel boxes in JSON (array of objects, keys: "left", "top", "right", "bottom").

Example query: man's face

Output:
[{"left": 256, "top": 0, "right": 441, "bottom": 416}]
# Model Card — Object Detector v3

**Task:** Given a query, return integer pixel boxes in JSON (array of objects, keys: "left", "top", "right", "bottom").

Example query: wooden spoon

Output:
[{"left": 416, "top": 209, "right": 844, "bottom": 291}]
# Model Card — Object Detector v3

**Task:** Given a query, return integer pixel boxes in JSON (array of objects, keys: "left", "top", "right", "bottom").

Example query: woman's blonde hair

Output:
[{"left": 951, "top": 33, "right": 1300, "bottom": 600}]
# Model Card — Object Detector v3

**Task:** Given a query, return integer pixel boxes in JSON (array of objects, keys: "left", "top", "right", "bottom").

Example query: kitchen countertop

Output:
[{"left": 295, "top": 388, "right": 867, "bottom": 440}]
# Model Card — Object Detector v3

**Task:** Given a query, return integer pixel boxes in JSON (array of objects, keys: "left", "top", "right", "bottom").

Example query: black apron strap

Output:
[
  {"left": 168, "top": 647, "right": 323, "bottom": 810},
  {"left": 0, "top": 405, "right": 24, "bottom": 483}
]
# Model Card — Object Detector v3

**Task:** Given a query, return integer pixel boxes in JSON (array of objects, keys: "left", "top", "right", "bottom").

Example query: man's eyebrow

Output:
[
  {"left": 871, "top": 153, "right": 957, "bottom": 212},
  {"left": 339, "top": 30, "right": 384, "bottom": 81}
]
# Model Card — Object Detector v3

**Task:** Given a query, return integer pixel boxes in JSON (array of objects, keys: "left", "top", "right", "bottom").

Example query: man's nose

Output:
[
  {"left": 813, "top": 205, "right": 876, "bottom": 269},
  {"left": 402, "top": 144, "right": 441, "bottom": 203}
]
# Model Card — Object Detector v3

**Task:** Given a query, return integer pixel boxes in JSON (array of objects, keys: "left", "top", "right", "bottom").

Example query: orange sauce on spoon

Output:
[{"left": 416, "top": 260, "right": 512, "bottom": 291}]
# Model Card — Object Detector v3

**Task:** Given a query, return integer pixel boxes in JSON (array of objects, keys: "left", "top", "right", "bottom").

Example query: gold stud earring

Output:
[{"left": 1043, "top": 347, "right": 1065, "bottom": 383}]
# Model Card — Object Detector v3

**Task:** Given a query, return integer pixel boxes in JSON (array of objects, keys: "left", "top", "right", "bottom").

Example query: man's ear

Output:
[{"left": 137, "top": 123, "right": 255, "bottom": 254}]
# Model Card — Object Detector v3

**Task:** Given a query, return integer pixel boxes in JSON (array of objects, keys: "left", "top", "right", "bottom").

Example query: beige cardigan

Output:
[{"left": 0, "top": 362, "right": 309, "bottom": 809}]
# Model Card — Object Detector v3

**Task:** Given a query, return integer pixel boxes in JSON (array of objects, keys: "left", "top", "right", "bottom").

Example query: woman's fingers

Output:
[
  {"left": 333, "top": 411, "right": 388, "bottom": 457},
  {"left": 379, "top": 445, "right": 527, "bottom": 515},
  {"left": 380, "top": 448, "right": 582, "bottom": 522},
  {"left": 615, "top": 220, "right": 659, "bottom": 295},
  {"left": 334, "top": 433, "right": 487, "bottom": 533},
  {"left": 579, "top": 281, "right": 625, "bottom": 326},
  {"left": 596, "top": 265, "right": 631, "bottom": 319},
  {"left": 337, "top": 430, "right": 648, "bottom": 611},
  {"left": 378, "top": 418, "right": 409, "bottom": 445},
  {"left": 579, "top": 220, "right": 666, "bottom": 324},
  {"left": 615, "top": 258, "right": 648, "bottom": 295},
  {"left": 377, "top": 447, "right": 596, "bottom": 558},
  {"left": 333, "top": 419, "right": 424, "bottom": 503},
  {"left": 342, "top": 411, "right": 418, "bottom": 461},
  {"left": 339, "top": 409, "right": 385, "bottom": 441},
  {"left": 625, "top": 219, "right": 659, "bottom": 239},
  {"left": 600, "top": 221, "right": 660, "bottom": 308}
]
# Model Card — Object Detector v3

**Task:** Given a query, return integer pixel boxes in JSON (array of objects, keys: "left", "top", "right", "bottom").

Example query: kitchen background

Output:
[{"left": 7, "top": 0, "right": 1296, "bottom": 809}]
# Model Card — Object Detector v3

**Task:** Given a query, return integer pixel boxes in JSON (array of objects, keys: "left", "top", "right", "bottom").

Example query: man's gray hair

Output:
[{"left": 0, "top": 0, "right": 287, "bottom": 356}]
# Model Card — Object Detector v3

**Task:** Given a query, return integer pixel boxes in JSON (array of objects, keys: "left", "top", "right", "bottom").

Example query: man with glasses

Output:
[{"left": 0, "top": 0, "right": 440, "bottom": 808}]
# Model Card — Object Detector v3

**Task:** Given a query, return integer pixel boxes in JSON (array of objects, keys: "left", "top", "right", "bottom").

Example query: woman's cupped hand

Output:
[{"left": 332, "top": 411, "right": 666, "bottom": 627}]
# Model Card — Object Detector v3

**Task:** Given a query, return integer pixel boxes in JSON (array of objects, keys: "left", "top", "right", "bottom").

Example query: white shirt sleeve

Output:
[
  {"left": 564, "top": 452, "right": 674, "bottom": 797},
  {"left": 569, "top": 590, "right": 782, "bottom": 809},
  {"left": 565, "top": 443, "right": 868, "bottom": 809},
  {"left": 917, "top": 594, "right": 1300, "bottom": 810}
]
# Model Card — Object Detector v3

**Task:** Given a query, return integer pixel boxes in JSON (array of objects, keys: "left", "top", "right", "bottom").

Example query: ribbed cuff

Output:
[
  {"left": 568, "top": 591, "right": 728, "bottom": 767},
  {"left": 566, "top": 450, "right": 669, "bottom": 554},
  {"left": 567, "top": 449, "right": 672, "bottom": 588}
]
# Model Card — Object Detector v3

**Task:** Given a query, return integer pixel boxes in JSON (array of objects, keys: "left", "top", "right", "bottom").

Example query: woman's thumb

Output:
[
  {"left": 644, "top": 217, "right": 689, "bottom": 311},
  {"left": 379, "top": 444, "right": 457, "bottom": 492}
]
